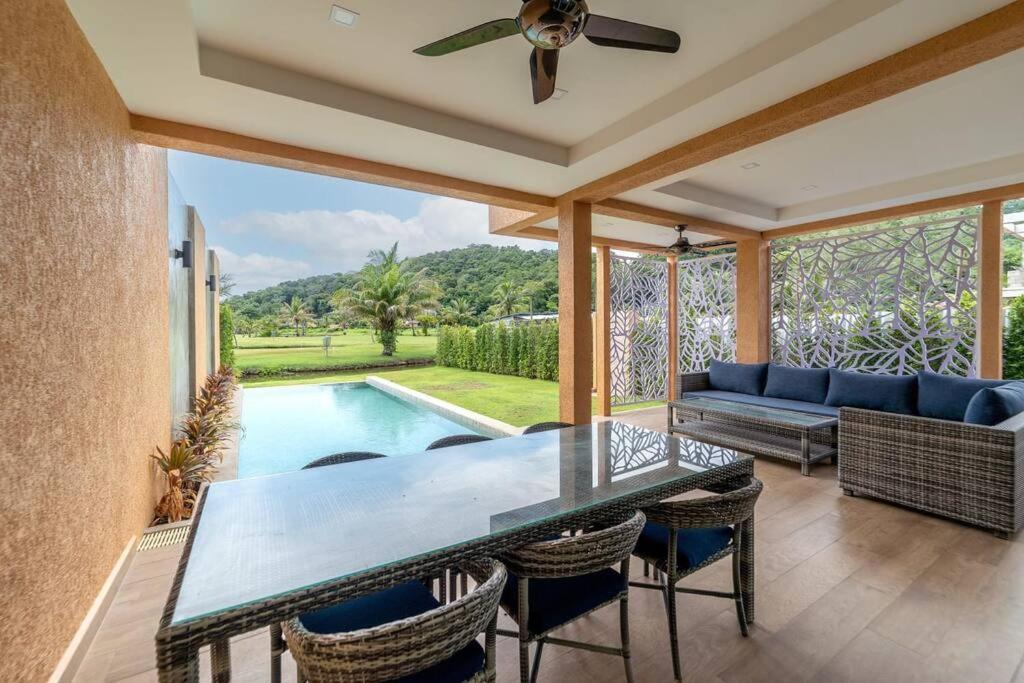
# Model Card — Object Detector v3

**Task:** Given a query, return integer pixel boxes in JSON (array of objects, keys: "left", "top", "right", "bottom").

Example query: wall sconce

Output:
[
  {"left": 206, "top": 275, "right": 217, "bottom": 291},
  {"left": 172, "top": 240, "right": 193, "bottom": 268}
]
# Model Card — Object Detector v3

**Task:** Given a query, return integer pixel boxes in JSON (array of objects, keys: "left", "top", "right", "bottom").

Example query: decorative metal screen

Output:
[
  {"left": 771, "top": 217, "right": 978, "bottom": 376},
  {"left": 611, "top": 254, "right": 669, "bottom": 406},
  {"left": 677, "top": 254, "right": 737, "bottom": 373}
]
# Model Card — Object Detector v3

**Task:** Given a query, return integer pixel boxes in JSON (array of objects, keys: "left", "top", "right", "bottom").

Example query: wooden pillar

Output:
[
  {"left": 667, "top": 255, "right": 679, "bottom": 400},
  {"left": 979, "top": 201, "right": 1004, "bottom": 378},
  {"left": 558, "top": 200, "right": 593, "bottom": 424},
  {"left": 595, "top": 246, "right": 612, "bottom": 416},
  {"left": 735, "top": 238, "right": 770, "bottom": 363}
]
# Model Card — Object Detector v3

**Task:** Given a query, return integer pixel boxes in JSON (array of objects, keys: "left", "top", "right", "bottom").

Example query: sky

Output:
[{"left": 168, "top": 151, "right": 549, "bottom": 293}]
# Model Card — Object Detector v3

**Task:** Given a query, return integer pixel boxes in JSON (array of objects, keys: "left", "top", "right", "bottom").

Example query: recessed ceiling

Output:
[{"left": 67, "top": 0, "right": 1024, "bottom": 245}]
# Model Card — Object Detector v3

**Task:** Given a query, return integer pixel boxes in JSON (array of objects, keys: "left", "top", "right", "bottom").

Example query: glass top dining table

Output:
[{"left": 156, "top": 421, "right": 754, "bottom": 681}]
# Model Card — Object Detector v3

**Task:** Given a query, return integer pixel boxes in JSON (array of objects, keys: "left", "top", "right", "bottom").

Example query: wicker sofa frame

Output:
[{"left": 839, "top": 407, "right": 1024, "bottom": 538}]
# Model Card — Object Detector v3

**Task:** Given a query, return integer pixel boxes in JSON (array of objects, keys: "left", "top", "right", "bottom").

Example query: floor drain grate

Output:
[{"left": 138, "top": 524, "right": 191, "bottom": 552}]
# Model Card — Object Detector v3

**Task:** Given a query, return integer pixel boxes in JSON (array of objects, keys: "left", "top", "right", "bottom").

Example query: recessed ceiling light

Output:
[
  {"left": 741, "top": 162, "right": 760, "bottom": 170},
  {"left": 550, "top": 88, "right": 569, "bottom": 100},
  {"left": 329, "top": 5, "right": 359, "bottom": 27},
  {"left": 801, "top": 184, "right": 818, "bottom": 191}
]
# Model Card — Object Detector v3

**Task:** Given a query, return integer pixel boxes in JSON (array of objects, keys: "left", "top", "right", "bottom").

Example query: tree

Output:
[
  {"left": 219, "top": 304, "right": 236, "bottom": 369},
  {"left": 441, "top": 297, "right": 475, "bottom": 326},
  {"left": 278, "top": 296, "right": 313, "bottom": 336},
  {"left": 218, "top": 272, "right": 237, "bottom": 299},
  {"left": 1004, "top": 295, "right": 1024, "bottom": 379},
  {"left": 416, "top": 313, "right": 438, "bottom": 336},
  {"left": 490, "top": 277, "right": 527, "bottom": 319},
  {"left": 333, "top": 243, "right": 439, "bottom": 356}
]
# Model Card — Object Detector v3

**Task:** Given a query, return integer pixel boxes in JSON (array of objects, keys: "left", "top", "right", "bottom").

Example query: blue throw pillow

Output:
[
  {"left": 964, "top": 384, "right": 1024, "bottom": 426},
  {"left": 708, "top": 360, "right": 768, "bottom": 396},
  {"left": 917, "top": 370, "right": 1006, "bottom": 422},
  {"left": 823, "top": 369, "right": 917, "bottom": 415},
  {"left": 763, "top": 364, "right": 830, "bottom": 404}
]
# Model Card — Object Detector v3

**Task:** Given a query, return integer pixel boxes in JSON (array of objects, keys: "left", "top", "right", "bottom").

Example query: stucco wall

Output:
[
  {"left": 0, "top": 1, "right": 170, "bottom": 679},
  {"left": 189, "top": 208, "right": 209, "bottom": 395}
]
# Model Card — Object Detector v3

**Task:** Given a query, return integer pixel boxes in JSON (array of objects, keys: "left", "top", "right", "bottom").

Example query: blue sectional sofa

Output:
[{"left": 676, "top": 361, "right": 1024, "bottom": 537}]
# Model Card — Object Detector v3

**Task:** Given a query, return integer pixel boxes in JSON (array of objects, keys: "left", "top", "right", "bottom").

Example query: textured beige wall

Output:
[
  {"left": 189, "top": 209, "right": 208, "bottom": 395},
  {"left": 0, "top": 1, "right": 170, "bottom": 679}
]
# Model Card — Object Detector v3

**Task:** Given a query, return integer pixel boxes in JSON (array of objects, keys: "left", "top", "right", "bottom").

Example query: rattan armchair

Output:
[
  {"left": 282, "top": 559, "right": 507, "bottom": 683},
  {"left": 302, "top": 452, "right": 386, "bottom": 469},
  {"left": 631, "top": 479, "right": 762, "bottom": 682},
  {"left": 426, "top": 434, "right": 493, "bottom": 450},
  {"left": 522, "top": 422, "right": 574, "bottom": 435},
  {"left": 497, "top": 510, "right": 646, "bottom": 683}
]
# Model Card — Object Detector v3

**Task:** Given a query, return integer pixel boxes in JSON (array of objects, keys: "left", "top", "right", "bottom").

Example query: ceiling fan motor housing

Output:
[{"left": 518, "top": 0, "right": 589, "bottom": 49}]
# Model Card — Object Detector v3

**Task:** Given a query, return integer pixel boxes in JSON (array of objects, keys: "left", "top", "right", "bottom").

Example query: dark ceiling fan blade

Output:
[
  {"left": 414, "top": 18, "right": 520, "bottom": 56},
  {"left": 582, "top": 14, "right": 681, "bottom": 53},
  {"left": 530, "top": 47, "right": 559, "bottom": 104},
  {"left": 694, "top": 239, "right": 737, "bottom": 249}
]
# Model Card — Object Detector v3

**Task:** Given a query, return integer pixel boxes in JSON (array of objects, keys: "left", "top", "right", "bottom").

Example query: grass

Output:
[
  {"left": 235, "top": 330, "right": 437, "bottom": 375},
  {"left": 241, "top": 365, "right": 664, "bottom": 427}
]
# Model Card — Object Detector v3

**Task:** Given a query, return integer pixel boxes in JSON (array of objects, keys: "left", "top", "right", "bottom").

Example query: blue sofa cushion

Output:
[
  {"left": 684, "top": 390, "right": 839, "bottom": 417},
  {"left": 633, "top": 524, "right": 733, "bottom": 571},
  {"left": 964, "top": 384, "right": 1024, "bottom": 426},
  {"left": 299, "top": 581, "right": 484, "bottom": 683},
  {"left": 501, "top": 567, "right": 623, "bottom": 635},
  {"left": 917, "top": 370, "right": 1007, "bottom": 422},
  {"left": 763, "top": 364, "right": 831, "bottom": 404},
  {"left": 708, "top": 360, "right": 768, "bottom": 396},
  {"left": 824, "top": 369, "right": 917, "bottom": 415}
]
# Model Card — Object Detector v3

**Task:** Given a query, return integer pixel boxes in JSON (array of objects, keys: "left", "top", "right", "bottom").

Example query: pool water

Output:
[{"left": 237, "top": 382, "right": 481, "bottom": 478}]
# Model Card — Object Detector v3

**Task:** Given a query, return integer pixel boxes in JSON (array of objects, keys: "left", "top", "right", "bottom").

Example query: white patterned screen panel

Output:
[
  {"left": 771, "top": 218, "right": 979, "bottom": 376},
  {"left": 611, "top": 255, "right": 669, "bottom": 406},
  {"left": 677, "top": 254, "right": 737, "bottom": 373}
]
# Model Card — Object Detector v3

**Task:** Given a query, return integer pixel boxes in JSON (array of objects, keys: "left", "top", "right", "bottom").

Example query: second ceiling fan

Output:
[{"left": 414, "top": 0, "right": 681, "bottom": 104}]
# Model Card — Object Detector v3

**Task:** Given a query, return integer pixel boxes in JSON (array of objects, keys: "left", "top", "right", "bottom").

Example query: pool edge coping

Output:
[{"left": 365, "top": 376, "right": 521, "bottom": 439}]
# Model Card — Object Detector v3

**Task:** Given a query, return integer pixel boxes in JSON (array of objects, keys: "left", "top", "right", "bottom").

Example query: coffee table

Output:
[{"left": 669, "top": 395, "right": 838, "bottom": 475}]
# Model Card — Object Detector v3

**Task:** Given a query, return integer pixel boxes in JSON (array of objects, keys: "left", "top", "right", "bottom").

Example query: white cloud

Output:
[
  {"left": 212, "top": 246, "right": 315, "bottom": 293},
  {"left": 219, "top": 197, "right": 549, "bottom": 278}
]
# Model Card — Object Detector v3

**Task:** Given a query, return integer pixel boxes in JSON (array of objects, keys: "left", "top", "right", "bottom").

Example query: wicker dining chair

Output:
[
  {"left": 630, "top": 478, "right": 763, "bottom": 682},
  {"left": 426, "top": 434, "right": 493, "bottom": 450},
  {"left": 281, "top": 559, "right": 507, "bottom": 683},
  {"left": 302, "top": 451, "right": 386, "bottom": 469},
  {"left": 497, "top": 510, "right": 646, "bottom": 683},
  {"left": 521, "top": 421, "right": 574, "bottom": 435}
]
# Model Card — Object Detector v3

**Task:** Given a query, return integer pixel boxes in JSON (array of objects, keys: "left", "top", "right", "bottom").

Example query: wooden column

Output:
[
  {"left": 979, "top": 201, "right": 1004, "bottom": 378},
  {"left": 558, "top": 200, "right": 593, "bottom": 424},
  {"left": 735, "top": 239, "right": 770, "bottom": 363},
  {"left": 667, "top": 255, "right": 679, "bottom": 400},
  {"left": 595, "top": 246, "right": 612, "bottom": 416}
]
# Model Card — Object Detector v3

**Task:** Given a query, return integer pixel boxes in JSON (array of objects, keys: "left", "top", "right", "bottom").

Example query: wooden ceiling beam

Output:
[
  {"left": 560, "top": 0, "right": 1024, "bottom": 205},
  {"left": 130, "top": 115, "right": 555, "bottom": 213},
  {"left": 766, "top": 181, "right": 1024, "bottom": 239},
  {"left": 593, "top": 199, "right": 759, "bottom": 239},
  {"left": 517, "top": 226, "right": 670, "bottom": 254}
]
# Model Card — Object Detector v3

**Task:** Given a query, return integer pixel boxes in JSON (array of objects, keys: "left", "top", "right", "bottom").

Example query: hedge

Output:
[
  {"left": 220, "top": 303, "right": 236, "bottom": 369},
  {"left": 437, "top": 323, "right": 558, "bottom": 381}
]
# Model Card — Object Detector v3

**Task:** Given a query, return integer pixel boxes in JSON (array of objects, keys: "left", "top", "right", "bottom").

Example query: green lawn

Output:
[
  {"left": 235, "top": 330, "right": 437, "bottom": 375},
  {"left": 241, "top": 365, "right": 663, "bottom": 427}
]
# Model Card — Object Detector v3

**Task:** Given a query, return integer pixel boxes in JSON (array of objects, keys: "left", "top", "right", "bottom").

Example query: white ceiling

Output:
[{"left": 68, "top": 0, "right": 1024, "bottom": 243}]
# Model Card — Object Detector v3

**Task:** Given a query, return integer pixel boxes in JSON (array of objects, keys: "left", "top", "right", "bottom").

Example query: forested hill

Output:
[{"left": 226, "top": 244, "right": 560, "bottom": 320}]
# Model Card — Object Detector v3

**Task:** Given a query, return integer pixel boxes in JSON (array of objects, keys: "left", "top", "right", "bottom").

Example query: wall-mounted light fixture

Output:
[
  {"left": 206, "top": 275, "right": 217, "bottom": 291},
  {"left": 172, "top": 240, "right": 193, "bottom": 268}
]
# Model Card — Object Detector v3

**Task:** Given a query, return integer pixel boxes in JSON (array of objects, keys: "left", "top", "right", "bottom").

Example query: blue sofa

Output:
[{"left": 676, "top": 361, "right": 1024, "bottom": 536}]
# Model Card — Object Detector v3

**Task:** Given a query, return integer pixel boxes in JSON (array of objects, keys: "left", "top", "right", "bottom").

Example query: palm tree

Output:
[
  {"left": 333, "top": 243, "right": 439, "bottom": 356},
  {"left": 491, "top": 277, "right": 527, "bottom": 318},
  {"left": 279, "top": 296, "right": 313, "bottom": 336},
  {"left": 442, "top": 297, "right": 475, "bottom": 326}
]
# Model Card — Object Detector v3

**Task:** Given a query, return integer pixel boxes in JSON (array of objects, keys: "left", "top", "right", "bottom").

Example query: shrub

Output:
[
  {"left": 1005, "top": 295, "right": 1024, "bottom": 379},
  {"left": 220, "top": 303, "right": 236, "bottom": 369},
  {"left": 436, "top": 322, "right": 558, "bottom": 381}
]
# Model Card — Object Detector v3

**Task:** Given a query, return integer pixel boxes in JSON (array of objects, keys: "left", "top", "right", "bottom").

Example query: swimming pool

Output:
[{"left": 237, "top": 382, "right": 483, "bottom": 478}]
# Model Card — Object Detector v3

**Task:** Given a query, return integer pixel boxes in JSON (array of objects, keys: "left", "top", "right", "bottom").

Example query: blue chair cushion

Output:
[
  {"left": 501, "top": 568, "right": 624, "bottom": 635},
  {"left": 824, "top": 369, "right": 917, "bottom": 415},
  {"left": 763, "top": 364, "right": 831, "bottom": 404},
  {"left": 917, "top": 370, "right": 1008, "bottom": 422},
  {"left": 684, "top": 390, "right": 839, "bottom": 417},
  {"left": 633, "top": 523, "right": 734, "bottom": 571},
  {"left": 708, "top": 360, "right": 768, "bottom": 396},
  {"left": 964, "top": 383, "right": 1024, "bottom": 426},
  {"left": 298, "top": 581, "right": 484, "bottom": 683}
]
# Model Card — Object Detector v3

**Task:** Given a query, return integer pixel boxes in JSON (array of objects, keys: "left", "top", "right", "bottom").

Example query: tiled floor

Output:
[{"left": 74, "top": 408, "right": 1024, "bottom": 682}]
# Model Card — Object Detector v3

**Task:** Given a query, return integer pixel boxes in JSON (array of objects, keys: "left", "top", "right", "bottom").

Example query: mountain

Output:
[{"left": 226, "top": 244, "right": 561, "bottom": 321}]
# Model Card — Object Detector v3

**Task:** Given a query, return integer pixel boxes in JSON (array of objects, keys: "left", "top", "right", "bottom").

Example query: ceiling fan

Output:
[
  {"left": 662, "top": 225, "right": 735, "bottom": 256},
  {"left": 413, "top": 0, "right": 681, "bottom": 104}
]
